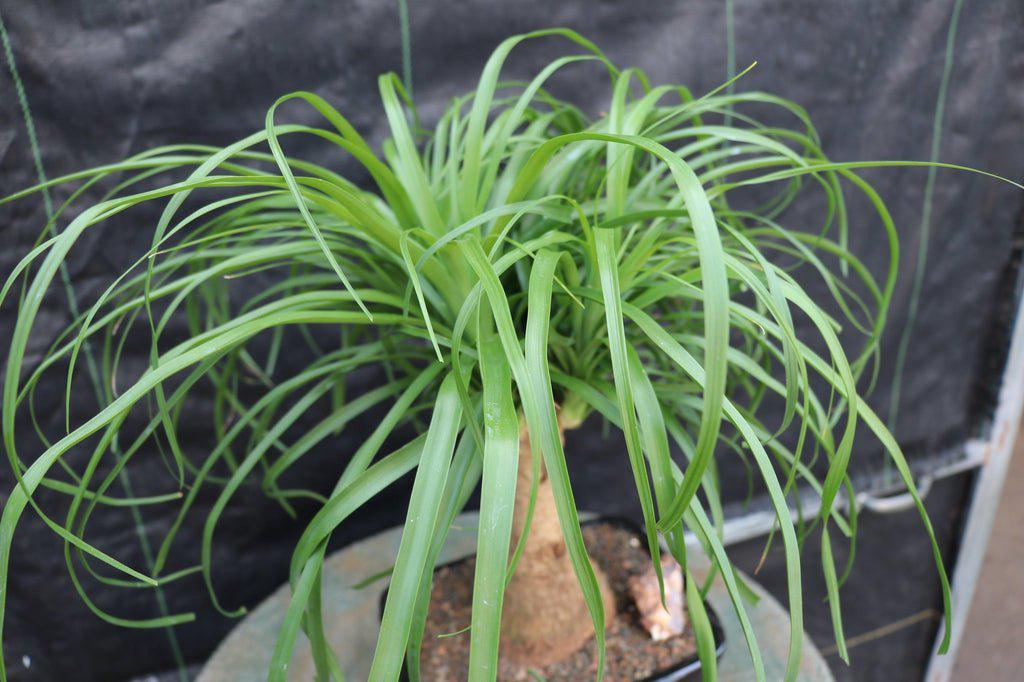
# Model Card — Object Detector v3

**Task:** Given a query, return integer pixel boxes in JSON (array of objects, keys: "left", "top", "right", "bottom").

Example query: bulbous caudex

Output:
[{"left": 499, "top": 413, "right": 617, "bottom": 666}]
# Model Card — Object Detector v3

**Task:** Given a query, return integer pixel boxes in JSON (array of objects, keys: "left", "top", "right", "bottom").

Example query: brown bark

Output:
[{"left": 499, "top": 417, "right": 616, "bottom": 666}]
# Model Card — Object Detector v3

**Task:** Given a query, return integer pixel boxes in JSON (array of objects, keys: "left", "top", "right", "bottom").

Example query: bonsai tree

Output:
[{"left": 2, "top": 28, "right": 1013, "bottom": 681}]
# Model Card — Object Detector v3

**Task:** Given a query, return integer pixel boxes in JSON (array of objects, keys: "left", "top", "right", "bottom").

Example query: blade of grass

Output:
[{"left": 468, "top": 336, "right": 520, "bottom": 681}]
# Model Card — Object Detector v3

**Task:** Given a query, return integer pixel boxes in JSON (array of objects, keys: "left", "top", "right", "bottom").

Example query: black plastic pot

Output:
[{"left": 380, "top": 515, "right": 726, "bottom": 681}]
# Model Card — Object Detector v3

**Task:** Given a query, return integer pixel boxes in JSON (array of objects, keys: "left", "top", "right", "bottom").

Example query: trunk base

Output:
[
  {"left": 412, "top": 521, "right": 705, "bottom": 681},
  {"left": 498, "top": 419, "right": 617, "bottom": 666},
  {"left": 499, "top": 549, "right": 616, "bottom": 666}
]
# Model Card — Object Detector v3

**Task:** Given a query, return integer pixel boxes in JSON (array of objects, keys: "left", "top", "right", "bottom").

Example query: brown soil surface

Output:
[{"left": 418, "top": 522, "right": 698, "bottom": 681}]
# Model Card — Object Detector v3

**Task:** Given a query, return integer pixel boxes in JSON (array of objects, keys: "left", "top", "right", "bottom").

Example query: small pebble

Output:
[{"left": 628, "top": 555, "right": 687, "bottom": 640}]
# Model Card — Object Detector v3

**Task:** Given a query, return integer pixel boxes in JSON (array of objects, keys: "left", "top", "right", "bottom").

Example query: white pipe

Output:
[{"left": 704, "top": 438, "right": 987, "bottom": 549}]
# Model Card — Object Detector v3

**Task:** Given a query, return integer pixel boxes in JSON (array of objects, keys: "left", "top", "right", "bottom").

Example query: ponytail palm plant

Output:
[{"left": 6, "top": 27, "right": 1010, "bottom": 681}]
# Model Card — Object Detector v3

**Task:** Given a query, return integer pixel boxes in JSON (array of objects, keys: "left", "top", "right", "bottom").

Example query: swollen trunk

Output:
[{"left": 499, "top": 419, "right": 615, "bottom": 666}]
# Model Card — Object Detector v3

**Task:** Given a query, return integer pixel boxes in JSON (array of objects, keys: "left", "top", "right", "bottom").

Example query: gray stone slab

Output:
[{"left": 199, "top": 513, "right": 833, "bottom": 681}]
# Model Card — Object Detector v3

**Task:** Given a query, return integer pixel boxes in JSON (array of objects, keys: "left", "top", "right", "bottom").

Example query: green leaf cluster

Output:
[{"left": 5, "top": 28, "right": 1014, "bottom": 681}]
